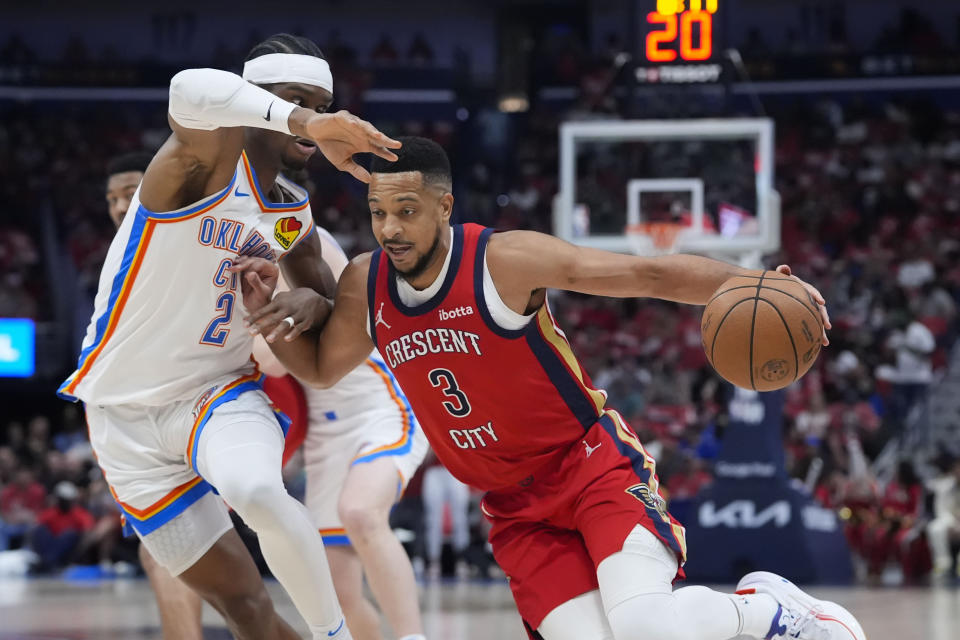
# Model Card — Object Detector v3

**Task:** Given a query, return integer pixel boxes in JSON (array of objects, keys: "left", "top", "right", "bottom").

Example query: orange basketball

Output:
[{"left": 700, "top": 272, "right": 824, "bottom": 391}]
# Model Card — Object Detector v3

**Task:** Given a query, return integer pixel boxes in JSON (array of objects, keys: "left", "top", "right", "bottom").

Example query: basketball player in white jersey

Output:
[
  {"left": 253, "top": 227, "right": 429, "bottom": 640},
  {"left": 60, "top": 34, "right": 399, "bottom": 640}
]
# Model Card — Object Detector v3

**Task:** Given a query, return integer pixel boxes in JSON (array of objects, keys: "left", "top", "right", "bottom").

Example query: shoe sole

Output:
[{"left": 736, "top": 571, "right": 867, "bottom": 640}]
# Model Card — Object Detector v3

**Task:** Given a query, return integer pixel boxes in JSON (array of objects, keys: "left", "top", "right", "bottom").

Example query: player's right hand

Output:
[
  {"left": 230, "top": 256, "right": 279, "bottom": 313},
  {"left": 247, "top": 288, "right": 333, "bottom": 343}
]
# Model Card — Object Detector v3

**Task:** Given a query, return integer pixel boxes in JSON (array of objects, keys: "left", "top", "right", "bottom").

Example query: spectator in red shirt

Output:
[
  {"left": 0, "top": 467, "right": 46, "bottom": 550},
  {"left": 30, "top": 481, "right": 94, "bottom": 572}
]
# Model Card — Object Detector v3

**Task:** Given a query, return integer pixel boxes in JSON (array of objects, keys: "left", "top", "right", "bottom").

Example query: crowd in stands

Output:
[{"left": 2, "top": 30, "right": 960, "bottom": 583}]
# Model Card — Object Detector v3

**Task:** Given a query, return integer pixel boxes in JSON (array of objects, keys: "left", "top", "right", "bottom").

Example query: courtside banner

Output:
[{"left": 682, "top": 386, "right": 853, "bottom": 584}]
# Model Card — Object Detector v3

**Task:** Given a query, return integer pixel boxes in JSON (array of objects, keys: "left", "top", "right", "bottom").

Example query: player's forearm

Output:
[
  {"left": 643, "top": 254, "right": 761, "bottom": 305},
  {"left": 169, "top": 68, "right": 306, "bottom": 135},
  {"left": 264, "top": 330, "right": 330, "bottom": 387}
]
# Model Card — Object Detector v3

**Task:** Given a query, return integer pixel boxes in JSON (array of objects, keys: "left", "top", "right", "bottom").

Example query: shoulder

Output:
[{"left": 340, "top": 252, "right": 377, "bottom": 287}]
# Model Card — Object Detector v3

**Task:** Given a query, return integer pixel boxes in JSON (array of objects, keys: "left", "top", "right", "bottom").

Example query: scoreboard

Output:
[{"left": 636, "top": 0, "right": 725, "bottom": 84}]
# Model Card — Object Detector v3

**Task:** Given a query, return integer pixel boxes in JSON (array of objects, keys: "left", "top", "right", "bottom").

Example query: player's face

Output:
[
  {"left": 255, "top": 82, "right": 334, "bottom": 171},
  {"left": 105, "top": 170, "right": 144, "bottom": 228},
  {"left": 369, "top": 171, "right": 453, "bottom": 281}
]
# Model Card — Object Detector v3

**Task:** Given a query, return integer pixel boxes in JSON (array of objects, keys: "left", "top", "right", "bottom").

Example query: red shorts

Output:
[{"left": 481, "top": 411, "right": 687, "bottom": 633}]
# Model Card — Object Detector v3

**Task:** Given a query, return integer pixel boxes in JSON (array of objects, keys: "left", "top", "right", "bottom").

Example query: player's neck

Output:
[
  {"left": 242, "top": 144, "right": 282, "bottom": 201},
  {"left": 402, "top": 226, "right": 453, "bottom": 291}
]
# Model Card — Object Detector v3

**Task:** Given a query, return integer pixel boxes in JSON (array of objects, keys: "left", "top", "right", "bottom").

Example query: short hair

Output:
[
  {"left": 370, "top": 136, "right": 452, "bottom": 190},
  {"left": 106, "top": 151, "right": 153, "bottom": 177},
  {"left": 245, "top": 33, "right": 325, "bottom": 62}
]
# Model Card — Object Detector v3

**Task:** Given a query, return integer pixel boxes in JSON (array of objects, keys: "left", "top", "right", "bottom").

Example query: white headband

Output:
[{"left": 242, "top": 53, "right": 334, "bottom": 94}]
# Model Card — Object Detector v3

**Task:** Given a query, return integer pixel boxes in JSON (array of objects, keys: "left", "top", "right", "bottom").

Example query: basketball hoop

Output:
[{"left": 625, "top": 222, "right": 684, "bottom": 256}]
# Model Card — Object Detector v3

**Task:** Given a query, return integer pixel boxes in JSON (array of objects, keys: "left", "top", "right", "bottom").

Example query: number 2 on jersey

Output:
[
  {"left": 428, "top": 368, "right": 471, "bottom": 417},
  {"left": 200, "top": 292, "right": 235, "bottom": 346}
]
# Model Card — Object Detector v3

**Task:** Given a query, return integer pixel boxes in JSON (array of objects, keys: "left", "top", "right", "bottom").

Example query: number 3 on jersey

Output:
[
  {"left": 428, "top": 368, "right": 471, "bottom": 417},
  {"left": 200, "top": 292, "right": 235, "bottom": 346}
]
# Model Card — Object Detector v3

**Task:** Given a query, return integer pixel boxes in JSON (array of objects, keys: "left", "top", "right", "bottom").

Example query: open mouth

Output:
[
  {"left": 294, "top": 138, "right": 317, "bottom": 153},
  {"left": 385, "top": 244, "right": 413, "bottom": 259}
]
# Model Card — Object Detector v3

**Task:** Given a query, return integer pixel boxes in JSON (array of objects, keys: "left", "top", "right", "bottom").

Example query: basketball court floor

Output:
[{"left": 0, "top": 576, "right": 954, "bottom": 639}]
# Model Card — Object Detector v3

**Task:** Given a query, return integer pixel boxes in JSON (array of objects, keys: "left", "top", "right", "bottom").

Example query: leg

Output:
[
  {"left": 326, "top": 545, "right": 383, "bottom": 640},
  {"left": 139, "top": 543, "right": 205, "bottom": 640},
  {"left": 338, "top": 457, "right": 423, "bottom": 638},
  {"left": 538, "top": 591, "right": 614, "bottom": 640},
  {"left": 178, "top": 529, "right": 301, "bottom": 640},
  {"left": 598, "top": 526, "right": 761, "bottom": 640},
  {"left": 196, "top": 409, "right": 347, "bottom": 638}
]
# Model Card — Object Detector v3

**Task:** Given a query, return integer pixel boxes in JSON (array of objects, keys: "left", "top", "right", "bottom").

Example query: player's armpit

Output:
[
  {"left": 486, "top": 230, "right": 755, "bottom": 306},
  {"left": 138, "top": 123, "right": 242, "bottom": 213}
]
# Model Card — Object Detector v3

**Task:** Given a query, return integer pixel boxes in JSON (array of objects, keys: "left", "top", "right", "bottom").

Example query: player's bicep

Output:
[{"left": 488, "top": 231, "right": 657, "bottom": 299}]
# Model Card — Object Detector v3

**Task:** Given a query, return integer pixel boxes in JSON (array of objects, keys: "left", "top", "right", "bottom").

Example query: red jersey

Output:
[{"left": 368, "top": 224, "right": 609, "bottom": 490}]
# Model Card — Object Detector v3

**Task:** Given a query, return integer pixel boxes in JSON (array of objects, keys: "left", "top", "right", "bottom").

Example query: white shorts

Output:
[
  {"left": 304, "top": 399, "right": 428, "bottom": 546},
  {"left": 85, "top": 372, "right": 288, "bottom": 573}
]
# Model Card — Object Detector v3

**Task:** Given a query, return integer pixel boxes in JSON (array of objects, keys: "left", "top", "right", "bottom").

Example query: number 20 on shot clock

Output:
[{"left": 637, "top": 0, "right": 724, "bottom": 84}]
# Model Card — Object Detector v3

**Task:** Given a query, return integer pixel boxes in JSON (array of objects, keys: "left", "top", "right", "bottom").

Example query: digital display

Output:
[
  {"left": 637, "top": 0, "right": 723, "bottom": 83},
  {"left": 0, "top": 318, "right": 35, "bottom": 378}
]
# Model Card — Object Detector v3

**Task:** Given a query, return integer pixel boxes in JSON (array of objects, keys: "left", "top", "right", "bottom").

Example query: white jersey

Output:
[
  {"left": 59, "top": 151, "right": 315, "bottom": 406},
  {"left": 304, "top": 227, "right": 407, "bottom": 437}
]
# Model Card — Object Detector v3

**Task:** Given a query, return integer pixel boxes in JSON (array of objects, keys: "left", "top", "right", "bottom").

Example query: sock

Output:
[
  {"left": 312, "top": 617, "right": 351, "bottom": 640},
  {"left": 729, "top": 592, "right": 781, "bottom": 638}
]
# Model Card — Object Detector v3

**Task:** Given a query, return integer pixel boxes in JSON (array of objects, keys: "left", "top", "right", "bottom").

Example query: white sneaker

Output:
[{"left": 735, "top": 571, "right": 867, "bottom": 640}]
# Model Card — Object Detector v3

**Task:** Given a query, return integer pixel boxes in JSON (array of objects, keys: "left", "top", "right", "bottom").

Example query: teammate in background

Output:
[
  {"left": 105, "top": 152, "right": 154, "bottom": 228},
  {"left": 104, "top": 151, "right": 206, "bottom": 640},
  {"left": 60, "top": 33, "right": 399, "bottom": 640},
  {"left": 238, "top": 137, "right": 866, "bottom": 640},
  {"left": 253, "top": 226, "right": 428, "bottom": 640}
]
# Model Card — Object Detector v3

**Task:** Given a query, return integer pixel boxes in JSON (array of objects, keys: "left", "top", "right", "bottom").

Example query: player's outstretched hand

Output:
[
  {"left": 302, "top": 110, "right": 402, "bottom": 183},
  {"left": 775, "top": 264, "right": 831, "bottom": 346},
  {"left": 245, "top": 288, "right": 332, "bottom": 344},
  {"left": 231, "top": 256, "right": 279, "bottom": 313}
]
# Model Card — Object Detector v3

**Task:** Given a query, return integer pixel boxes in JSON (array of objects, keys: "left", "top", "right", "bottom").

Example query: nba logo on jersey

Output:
[{"left": 274, "top": 217, "right": 303, "bottom": 249}]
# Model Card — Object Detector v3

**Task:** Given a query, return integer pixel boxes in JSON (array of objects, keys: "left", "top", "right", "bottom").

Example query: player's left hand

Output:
[
  {"left": 231, "top": 256, "right": 279, "bottom": 313},
  {"left": 775, "top": 264, "right": 831, "bottom": 346},
  {"left": 303, "top": 110, "right": 402, "bottom": 183},
  {"left": 245, "top": 288, "right": 332, "bottom": 343}
]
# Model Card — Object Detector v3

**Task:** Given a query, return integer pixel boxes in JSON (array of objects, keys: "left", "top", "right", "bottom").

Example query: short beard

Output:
[{"left": 394, "top": 227, "right": 443, "bottom": 280}]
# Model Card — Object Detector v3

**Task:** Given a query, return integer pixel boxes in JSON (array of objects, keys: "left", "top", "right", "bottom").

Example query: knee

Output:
[
  {"left": 219, "top": 477, "right": 288, "bottom": 527},
  {"left": 338, "top": 501, "right": 386, "bottom": 542}
]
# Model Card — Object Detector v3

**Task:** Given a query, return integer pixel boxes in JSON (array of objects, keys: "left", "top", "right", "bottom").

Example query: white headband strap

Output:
[{"left": 242, "top": 53, "right": 333, "bottom": 94}]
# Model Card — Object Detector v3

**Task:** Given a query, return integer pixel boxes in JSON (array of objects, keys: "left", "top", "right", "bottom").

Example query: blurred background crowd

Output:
[{"left": 2, "top": 0, "right": 960, "bottom": 586}]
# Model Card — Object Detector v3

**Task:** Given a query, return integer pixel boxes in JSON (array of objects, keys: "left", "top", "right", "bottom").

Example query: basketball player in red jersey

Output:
[{"left": 236, "top": 137, "right": 865, "bottom": 640}]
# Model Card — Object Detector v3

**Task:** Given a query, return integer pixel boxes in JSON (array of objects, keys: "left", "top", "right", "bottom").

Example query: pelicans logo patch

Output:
[{"left": 274, "top": 217, "right": 303, "bottom": 249}]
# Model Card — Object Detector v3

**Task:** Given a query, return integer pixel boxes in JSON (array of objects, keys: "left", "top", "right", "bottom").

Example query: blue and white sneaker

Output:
[{"left": 735, "top": 572, "right": 867, "bottom": 640}]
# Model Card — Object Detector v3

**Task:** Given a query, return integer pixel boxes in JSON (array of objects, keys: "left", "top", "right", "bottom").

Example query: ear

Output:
[{"left": 439, "top": 192, "right": 454, "bottom": 222}]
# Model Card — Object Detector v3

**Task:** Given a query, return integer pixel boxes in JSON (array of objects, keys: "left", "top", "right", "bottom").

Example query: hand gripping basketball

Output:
[{"left": 701, "top": 265, "right": 830, "bottom": 391}]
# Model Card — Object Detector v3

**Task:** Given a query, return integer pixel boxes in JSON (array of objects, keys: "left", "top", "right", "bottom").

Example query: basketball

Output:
[{"left": 701, "top": 272, "right": 823, "bottom": 391}]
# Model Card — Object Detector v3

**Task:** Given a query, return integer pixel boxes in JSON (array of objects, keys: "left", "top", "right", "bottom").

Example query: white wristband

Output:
[{"left": 169, "top": 68, "right": 297, "bottom": 135}]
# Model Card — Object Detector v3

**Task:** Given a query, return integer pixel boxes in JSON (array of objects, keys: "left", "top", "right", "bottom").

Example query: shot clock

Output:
[{"left": 636, "top": 0, "right": 725, "bottom": 84}]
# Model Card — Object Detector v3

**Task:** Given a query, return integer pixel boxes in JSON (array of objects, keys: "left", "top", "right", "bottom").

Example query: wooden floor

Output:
[{"left": 0, "top": 576, "right": 953, "bottom": 639}]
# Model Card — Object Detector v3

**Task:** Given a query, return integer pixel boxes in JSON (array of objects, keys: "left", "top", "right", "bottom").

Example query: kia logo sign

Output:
[{"left": 698, "top": 500, "right": 791, "bottom": 529}]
